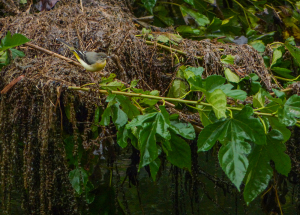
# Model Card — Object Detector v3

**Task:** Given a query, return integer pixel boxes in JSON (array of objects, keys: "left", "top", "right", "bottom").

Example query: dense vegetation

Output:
[{"left": 1, "top": 0, "right": 300, "bottom": 214}]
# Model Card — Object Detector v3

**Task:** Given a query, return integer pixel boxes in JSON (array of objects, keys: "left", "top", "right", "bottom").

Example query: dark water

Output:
[
  {"left": 1, "top": 152, "right": 298, "bottom": 215},
  {"left": 118, "top": 151, "right": 297, "bottom": 215}
]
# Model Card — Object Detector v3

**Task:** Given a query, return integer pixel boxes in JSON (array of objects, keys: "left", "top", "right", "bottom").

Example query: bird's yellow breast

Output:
[
  {"left": 77, "top": 58, "right": 107, "bottom": 72},
  {"left": 72, "top": 51, "right": 107, "bottom": 72}
]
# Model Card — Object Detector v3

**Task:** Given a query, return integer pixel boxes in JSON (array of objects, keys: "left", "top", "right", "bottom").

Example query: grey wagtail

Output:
[{"left": 56, "top": 38, "right": 110, "bottom": 72}]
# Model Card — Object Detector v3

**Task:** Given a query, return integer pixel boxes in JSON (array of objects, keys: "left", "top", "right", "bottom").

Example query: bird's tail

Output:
[{"left": 56, "top": 38, "right": 75, "bottom": 51}]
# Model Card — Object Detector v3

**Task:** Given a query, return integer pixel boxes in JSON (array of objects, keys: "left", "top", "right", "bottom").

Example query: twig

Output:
[
  {"left": 24, "top": 42, "right": 85, "bottom": 69},
  {"left": 80, "top": 0, "right": 84, "bottom": 12},
  {"left": 145, "top": 41, "right": 203, "bottom": 60},
  {"left": 1, "top": 75, "right": 25, "bottom": 94}
]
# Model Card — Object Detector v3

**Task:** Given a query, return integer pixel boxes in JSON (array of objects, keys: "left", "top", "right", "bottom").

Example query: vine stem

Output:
[
  {"left": 274, "top": 74, "right": 300, "bottom": 81},
  {"left": 68, "top": 86, "right": 278, "bottom": 117}
]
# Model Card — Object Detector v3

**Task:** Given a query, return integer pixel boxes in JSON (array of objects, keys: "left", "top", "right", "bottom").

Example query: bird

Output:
[{"left": 56, "top": 38, "right": 110, "bottom": 72}]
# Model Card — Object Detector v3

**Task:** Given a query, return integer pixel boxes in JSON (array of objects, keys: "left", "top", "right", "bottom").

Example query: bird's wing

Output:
[{"left": 57, "top": 38, "right": 89, "bottom": 64}]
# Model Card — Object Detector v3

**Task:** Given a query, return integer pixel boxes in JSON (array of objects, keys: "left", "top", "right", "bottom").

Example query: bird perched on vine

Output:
[{"left": 56, "top": 38, "right": 110, "bottom": 72}]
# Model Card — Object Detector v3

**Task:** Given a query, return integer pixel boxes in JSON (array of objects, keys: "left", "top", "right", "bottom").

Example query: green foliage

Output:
[
  {"left": 243, "top": 129, "right": 291, "bottom": 204},
  {"left": 0, "top": 31, "right": 30, "bottom": 69},
  {"left": 137, "top": 0, "right": 299, "bottom": 45},
  {"left": 69, "top": 167, "right": 95, "bottom": 203},
  {"left": 69, "top": 167, "right": 89, "bottom": 195},
  {"left": 123, "top": 105, "right": 194, "bottom": 173},
  {"left": 221, "top": 55, "right": 235, "bottom": 65},
  {"left": 66, "top": 0, "right": 300, "bottom": 208},
  {"left": 84, "top": 62, "right": 299, "bottom": 205},
  {"left": 285, "top": 42, "right": 300, "bottom": 66},
  {"left": 180, "top": 5, "right": 209, "bottom": 27},
  {"left": 142, "top": 0, "right": 157, "bottom": 14},
  {"left": 68, "top": 62, "right": 300, "bottom": 207}
]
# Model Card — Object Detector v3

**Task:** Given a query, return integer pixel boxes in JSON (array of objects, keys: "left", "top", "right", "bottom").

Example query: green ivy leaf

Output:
[
  {"left": 219, "top": 84, "right": 247, "bottom": 101},
  {"left": 149, "top": 158, "right": 161, "bottom": 181},
  {"left": 249, "top": 40, "right": 265, "bottom": 53},
  {"left": 167, "top": 79, "right": 189, "bottom": 98},
  {"left": 154, "top": 6, "right": 175, "bottom": 26},
  {"left": 126, "top": 108, "right": 171, "bottom": 168},
  {"left": 100, "top": 107, "right": 111, "bottom": 126},
  {"left": 100, "top": 103, "right": 128, "bottom": 129},
  {"left": 285, "top": 94, "right": 300, "bottom": 118},
  {"left": 176, "top": 26, "right": 201, "bottom": 35},
  {"left": 142, "top": 28, "right": 151, "bottom": 35},
  {"left": 268, "top": 117, "right": 291, "bottom": 143},
  {"left": 117, "top": 126, "right": 129, "bottom": 148},
  {"left": 130, "top": 79, "right": 138, "bottom": 88},
  {"left": 253, "top": 88, "right": 265, "bottom": 108},
  {"left": 277, "top": 95, "right": 300, "bottom": 126},
  {"left": 238, "top": 74, "right": 261, "bottom": 95},
  {"left": 271, "top": 67, "right": 295, "bottom": 79},
  {"left": 167, "top": 131, "right": 191, "bottom": 171},
  {"left": 139, "top": 90, "right": 160, "bottom": 106},
  {"left": 278, "top": 107, "right": 296, "bottom": 126},
  {"left": 266, "top": 130, "right": 291, "bottom": 176},
  {"left": 221, "top": 55, "right": 235, "bottom": 65},
  {"left": 206, "top": 17, "right": 222, "bottom": 33},
  {"left": 101, "top": 94, "right": 140, "bottom": 128},
  {"left": 197, "top": 106, "right": 215, "bottom": 126},
  {"left": 0, "top": 50, "right": 9, "bottom": 68},
  {"left": 99, "top": 73, "right": 116, "bottom": 84},
  {"left": 183, "top": 0, "right": 194, "bottom": 6},
  {"left": 167, "top": 33, "right": 183, "bottom": 43},
  {"left": 156, "top": 35, "right": 170, "bottom": 43},
  {"left": 262, "top": 101, "right": 281, "bottom": 114},
  {"left": 224, "top": 89, "right": 247, "bottom": 101},
  {"left": 243, "top": 144, "right": 272, "bottom": 205},
  {"left": 169, "top": 119, "right": 195, "bottom": 140},
  {"left": 113, "top": 95, "right": 140, "bottom": 120},
  {"left": 263, "top": 91, "right": 283, "bottom": 105},
  {"left": 0, "top": 31, "right": 30, "bottom": 51},
  {"left": 197, "top": 119, "right": 227, "bottom": 151},
  {"left": 205, "top": 75, "right": 226, "bottom": 93},
  {"left": 10, "top": 48, "right": 25, "bottom": 59},
  {"left": 272, "top": 88, "right": 285, "bottom": 100},
  {"left": 167, "top": 66, "right": 189, "bottom": 98},
  {"left": 141, "top": 0, "right": 157, "bottom": 14},
  {"left": 206, "top": 89, "right": 227, "bottom": 119},
  {"left": 285, "top": 42, "right": 300, "bottom": 66},
  {"left": 111, "top": 104, "right": 128, "bottom": 128},
  {"left": 183, "top": 66, "right": 204, "bottom": 91},
  {"left": 271, "top": 47, "right": 284, "bottom": 67},
  {"left": 100, "top": 81, "right": 124, "bottom": 91},
  {"left": 69, "top": 167, "right": 88, "bottom": 195},
  {"left": 125, "top": 105, "right": 194, "bottom": 170},
  {"left": 126, "top": 112, "right": 158, "bottom": 128},
  {"left": 180, "top": 5, "right": 210, "bottom": 26},
  {"left": 139, "top": 122, "right": 159, "bottom": 168},
  {"left": 157, "top": 106, "right": 171, "bottom": 140},
  {"left": 224, "top": 68, "right": 240, "bottom": 83},
  {"left": 198, "top": 106, "right": 266, "bottom": 151},
  {"left": 218, "top": 137, "right": 251, "bottom": 191}
]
